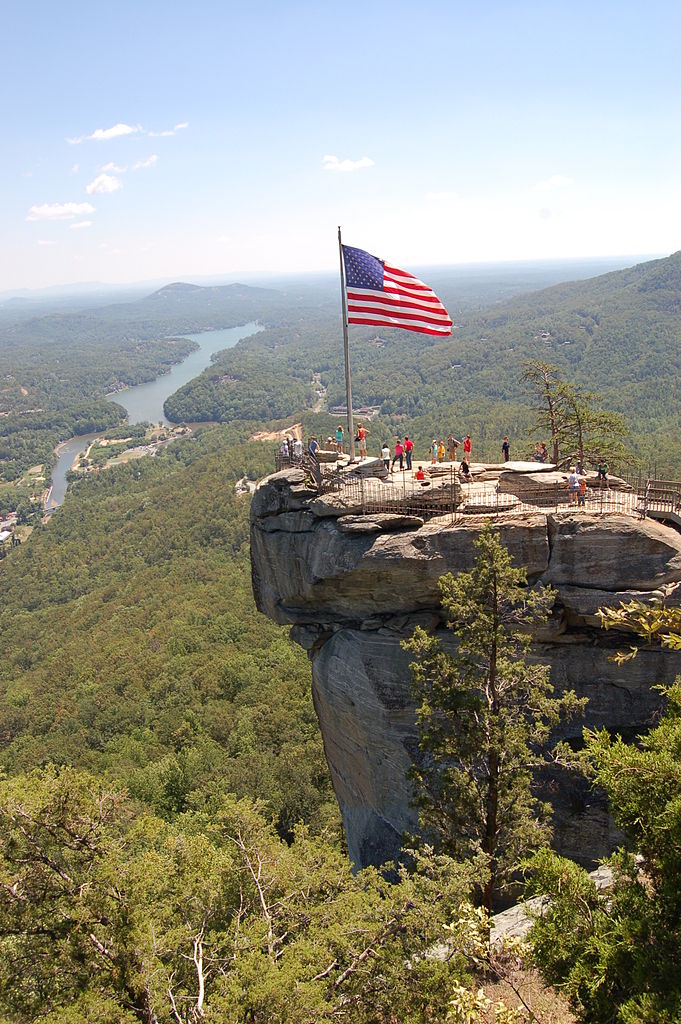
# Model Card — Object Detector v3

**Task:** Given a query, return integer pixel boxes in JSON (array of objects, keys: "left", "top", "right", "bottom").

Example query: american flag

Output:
[{"left": 342, "top": 244, "right": 452, "bottom": 337}]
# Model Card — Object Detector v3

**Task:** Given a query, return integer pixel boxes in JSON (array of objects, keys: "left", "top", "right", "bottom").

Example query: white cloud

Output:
[
  {"left": 89, "top": 122, "right": 143, "bottom": 141},
  {"left": 132, "top": 155, "right": 158, "bottom": 170},
  {"left": 323, "top": 154, "right": 375, "bottom": 173},
  {"left": 69, "top": 220, "right": 93, "bottom": 230},
  {"left": 535, "top": 174, "right": 574, "bottom": 191},
  {"left": 86, "top": 173, "right": 123, "bottom": 195},
  {"left": 67, "top": 122, "right": 143, "bottom": 145},
  {"left": 26, "top": 201, "right": 95, "bottom": 222},
  {"left": 149, "top": 121, "right": 189, "bottom": 137},
  {"left": 37, "top": 239, "right": 56, "bottom": 246},
  {"left": 100, "top": 161, "right": 127, "bottom": 173}
]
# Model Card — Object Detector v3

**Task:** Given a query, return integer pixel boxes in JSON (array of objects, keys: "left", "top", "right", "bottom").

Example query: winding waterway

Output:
[{"left": 46, "top": 322, "right": 262, "bottom": 510}]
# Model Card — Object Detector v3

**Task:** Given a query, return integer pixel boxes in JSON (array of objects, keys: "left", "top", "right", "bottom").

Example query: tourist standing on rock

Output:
[
  {"left": 381, "top": 442, "right": 390, "bottom": 471},
  {"left": 336, "top": 425, "right": 344, "bottom": 454},
  {"left": 308, "top": 436, "right": 320, "bottom": 457},
  {"left": 292, "top": 437, "right": 303, "bottom": 463},
  {"left": 437, "top": 440, "right": 446, "bottom": 463},
  {"left": 539, "top": 441, "right": 549, "bottom": 463},
  {"left": 404, "top": 435, "right": 414, "bottom": 470},
  {"left": 431, "top": 440, "right": 438, "bottom": 464},
  {"left": 392, "top": 438, "right": 404, "bottom": 472},
  {"left": 357, "top": 423, "right": 369, "bottom": 460},
  {"left": 447, "top": 433, "right": 460, "bottom": 461},
  {"left": 568, "top": 466, "right": 580, "bottom": 505},
  {"left": 280, "top": 437, "right": 290, "bottom": 460},
  {"left": 463, "top": 434, "right": 472, "bottom": 462},
  {"left": 578, "top": 473, "right": 587, "bottom": 507},
  {"left": 597, "top": 458, "right": 609, "bottom": 489},
  {"left": 502, "top": 436, "right": 510, "bottom": 461}
]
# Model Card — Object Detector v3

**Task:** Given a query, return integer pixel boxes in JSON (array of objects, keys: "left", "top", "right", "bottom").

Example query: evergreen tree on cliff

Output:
[
  {"left": 405, "top": 522, "right": 585, "bottom": 910},
  {"left": 525, "top": 587, "right": 681, "bottom": 1023}
]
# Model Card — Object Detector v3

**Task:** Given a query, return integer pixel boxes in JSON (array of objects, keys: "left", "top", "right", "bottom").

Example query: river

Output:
[{"left": 46, "top": 322, "right": 262, "bottom": 510}]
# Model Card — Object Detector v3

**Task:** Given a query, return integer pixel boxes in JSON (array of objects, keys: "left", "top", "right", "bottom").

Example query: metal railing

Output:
[
  {"left": 339, "top": 469, "right": 461, "bottom": 521},
  {"left": 270, "top": 453, "right": 681, "bottom": 525}
]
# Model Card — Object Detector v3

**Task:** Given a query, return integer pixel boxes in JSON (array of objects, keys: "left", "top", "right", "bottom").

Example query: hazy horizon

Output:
[
  {"left": 3, "top": 1, "right": 679, "bottom": 294},
  {"left": 0, "top": 251, "right": 665, "bottom": 306}
]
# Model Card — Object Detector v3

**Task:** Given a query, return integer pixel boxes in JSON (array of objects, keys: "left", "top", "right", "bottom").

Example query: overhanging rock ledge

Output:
[{"left": 251, "top": 468, "right": 681, "bottom": 869}]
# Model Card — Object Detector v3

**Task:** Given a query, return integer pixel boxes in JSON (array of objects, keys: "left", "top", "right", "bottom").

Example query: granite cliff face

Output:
[{"left": 251, "top": 469, "right": 681, "bottom": 869}]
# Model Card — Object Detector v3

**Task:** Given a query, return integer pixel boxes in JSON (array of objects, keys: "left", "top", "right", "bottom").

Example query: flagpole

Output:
[{"left": 338, "top": 226, "right": 355, "bottom": 461}]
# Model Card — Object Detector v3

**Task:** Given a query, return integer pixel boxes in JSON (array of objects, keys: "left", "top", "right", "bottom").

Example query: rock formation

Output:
[{"left": 251, "top": 468, "right": 681, "bottom": 870}]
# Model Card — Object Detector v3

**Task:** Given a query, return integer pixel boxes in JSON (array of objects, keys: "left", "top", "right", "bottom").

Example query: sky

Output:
[{"left": 2, "top": 0, "right": 680, "bottom": 293}]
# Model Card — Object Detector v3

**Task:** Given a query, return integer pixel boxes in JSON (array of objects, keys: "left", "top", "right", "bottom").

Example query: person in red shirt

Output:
[
  {"left": 391, "top": 439, "right": 404, "bottom": 472},
  {"left": 463, "top": 434, "right": 472, "bottom": 461},
  {"left": 357, "top": 423, "right": 369, "bottom": 459},
  {"left": 404, "top": 435, "right": 414, "bottom": 470}
]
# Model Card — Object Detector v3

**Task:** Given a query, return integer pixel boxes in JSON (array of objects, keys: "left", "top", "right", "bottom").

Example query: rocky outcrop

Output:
[{"left": 251, "top": 469, "right": 681, "bottom": 870}]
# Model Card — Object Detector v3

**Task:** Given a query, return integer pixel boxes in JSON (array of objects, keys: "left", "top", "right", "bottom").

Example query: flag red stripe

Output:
[
  {"left": 384, "top": 262, "right": 418, "bottom": 281},
  {"left": 348, "top": 307, "right": 451, "bottom": 328},
  {"left": 348, "top": 303, "right": 452, "bottom": 328},
  {"left": 385, "top": 275, "right": 431, "bottom": 293},
  {"left": 347, "top": 315, "right": 451, "bottom": 336},
  {"left": 347, "top": 290, "right": 451, "bottom": 318},
  {"left": 350, "top": 283, "right": 443, "bottom": 306},
  {"left": 383, "top": 285, "right": 443, "bottom": 304}
]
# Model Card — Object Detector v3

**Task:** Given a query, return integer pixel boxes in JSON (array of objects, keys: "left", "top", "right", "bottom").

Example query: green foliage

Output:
[
  {"left": 526, "top": 684, "right": 681, "bottom": 1023},
  {"left": 0, "top": 426, "right": 334, "bottom": 839},
  {"left": 0, "top": 766, "right": 478, "bottom": 1024},
  {"left": 598, "top": 581, "right": 681, "bottom": 663},
  {"left": 404, "top": 522, "right": 585, "bottom": 908}
]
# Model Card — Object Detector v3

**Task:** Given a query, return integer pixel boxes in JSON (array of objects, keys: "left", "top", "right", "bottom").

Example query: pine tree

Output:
[{"left": 404, "top": 521, "right": 585, "bottom": 910}]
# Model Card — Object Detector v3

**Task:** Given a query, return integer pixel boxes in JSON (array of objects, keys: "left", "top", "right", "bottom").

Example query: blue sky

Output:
[{"left": 2, "top": 0, "right": 679, "bottom": 291}]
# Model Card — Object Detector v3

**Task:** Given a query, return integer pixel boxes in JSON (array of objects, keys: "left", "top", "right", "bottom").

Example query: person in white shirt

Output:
[{"left": 568, "top": 467, "right": 580, "bottom": 505}]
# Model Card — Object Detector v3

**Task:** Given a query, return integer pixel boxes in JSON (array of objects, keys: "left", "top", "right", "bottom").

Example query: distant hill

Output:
[
  {"left": 0, "top": 281, "right": 295, "bottom": 351},
  {"left": 164, "top": 252, "right": 681, "bottom": 474}
]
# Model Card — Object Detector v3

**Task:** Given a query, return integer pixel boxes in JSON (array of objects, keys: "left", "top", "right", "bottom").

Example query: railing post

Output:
[{"left": 360, "top": 474, "right": 366, "bottom": 514}]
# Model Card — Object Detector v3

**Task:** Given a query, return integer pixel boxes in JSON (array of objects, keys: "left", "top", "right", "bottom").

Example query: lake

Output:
[
  {"left": 112, "top": 322, "right": 262, "bottom": 425},
  {"left": 46, "top": 322, "right": 262, "bottom": 509}
]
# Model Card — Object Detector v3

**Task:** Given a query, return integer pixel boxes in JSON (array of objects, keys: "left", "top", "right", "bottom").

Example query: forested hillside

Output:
[
  {"left": 165, "top": 252, "right": 681, "bottom": 475},
  {"left": 0, "top": 426, "right": 334, "bottom": 836},
  {"left": 0, "top": 281, "right": 302, "bottom": 480}
]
